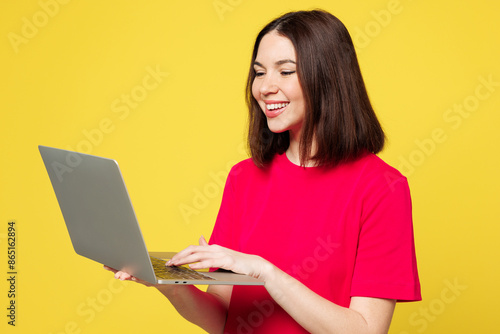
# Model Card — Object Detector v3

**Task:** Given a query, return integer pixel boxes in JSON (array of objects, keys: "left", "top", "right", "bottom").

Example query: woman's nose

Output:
[{"left": 259, "top": 74, "right": 279, "bottom": 95}]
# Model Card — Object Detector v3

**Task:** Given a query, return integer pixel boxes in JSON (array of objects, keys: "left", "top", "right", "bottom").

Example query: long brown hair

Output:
[{"left": 246, "top": 10, "right": 385, "bottom": 167}]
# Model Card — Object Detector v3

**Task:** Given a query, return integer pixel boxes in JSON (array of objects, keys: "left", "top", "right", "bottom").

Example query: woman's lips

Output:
[{"left": 264, "top": 101, "right": 289, "bottom": 118}]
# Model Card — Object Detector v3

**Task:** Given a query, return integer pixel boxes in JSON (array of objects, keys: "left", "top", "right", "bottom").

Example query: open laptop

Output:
[{"left": 38, "top": 145, "right": 263, "bottom": 285}]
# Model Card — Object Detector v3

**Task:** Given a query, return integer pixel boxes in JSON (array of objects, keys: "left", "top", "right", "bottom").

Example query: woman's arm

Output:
[
  {"left": 263, "top": 263, "right": 395, "bottom": 334},
  {"left": 170, "top": 236, "right": 396, "bottom": 334},
  {"left": 155, "top": 284, "right": 232, "bottom": 334},
  {"left": 104, "top": 266, "right": 232, "bottom": 334}
]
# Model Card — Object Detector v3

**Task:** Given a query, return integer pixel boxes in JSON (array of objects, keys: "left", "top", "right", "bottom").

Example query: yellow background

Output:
[{"left": 1, "top": 0, "right": 499, "bottom": 333}]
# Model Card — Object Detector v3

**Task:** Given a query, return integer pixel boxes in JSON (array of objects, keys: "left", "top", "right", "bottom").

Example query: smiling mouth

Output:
[
  {"left": 266, "top": 102, "right": 289, "bottom": 111},
  {"left": 264, "top": 102, "right": 289, "bottom": 118}
]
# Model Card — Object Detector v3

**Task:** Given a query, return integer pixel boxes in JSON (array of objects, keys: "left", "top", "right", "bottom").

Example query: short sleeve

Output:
[{"left": 351, "top": 174, "right": 421, "bottom": 301}]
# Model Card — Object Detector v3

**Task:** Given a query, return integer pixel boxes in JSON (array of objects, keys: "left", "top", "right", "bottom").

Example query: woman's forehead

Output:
[{"left": 255, "top": 31, "right": 296, "bottom": 64}]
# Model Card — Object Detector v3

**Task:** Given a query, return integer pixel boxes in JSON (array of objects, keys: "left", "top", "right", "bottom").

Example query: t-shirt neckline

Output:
[{"left": 275, "top": 152, "right": 322, "bottom": 176}]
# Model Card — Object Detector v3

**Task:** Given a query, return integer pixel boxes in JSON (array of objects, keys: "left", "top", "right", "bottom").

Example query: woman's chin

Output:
[{"left": 266, "top": 121, "right": 288, "bottom": 134}]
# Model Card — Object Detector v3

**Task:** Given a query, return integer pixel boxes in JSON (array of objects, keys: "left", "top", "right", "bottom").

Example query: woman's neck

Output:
[
  {"left": 285, "top": 140, "right": 301, "bottom": 165},
  {"left": 286, "top": 131, "right": 318, "bottom": 167}
]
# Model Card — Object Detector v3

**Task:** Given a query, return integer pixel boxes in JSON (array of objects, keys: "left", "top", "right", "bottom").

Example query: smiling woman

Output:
[
  {"left": 109, "top": 9, "right": 421, "bottom": 334},
  {"left": 247, "top": 10, "right": 386, "bottom": 169},
  {"left": 252, "top": 31, "right": 306, "bottom": 145}
]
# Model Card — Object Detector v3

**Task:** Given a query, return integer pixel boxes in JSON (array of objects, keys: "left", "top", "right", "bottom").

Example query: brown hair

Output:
[{"left": 246, "top": 10, "right": 385, "bottom": 167}]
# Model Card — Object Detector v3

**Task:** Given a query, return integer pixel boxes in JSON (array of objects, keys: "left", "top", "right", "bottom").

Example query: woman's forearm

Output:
[
  {"left": 155, "top": 285, "right": 228, "bottom": 334},
  {"left": 262, "top": 262, "right": 395, "bottom": 334},
  {"left": 167, "top": 241, "right": 395, "bottom": 333}
]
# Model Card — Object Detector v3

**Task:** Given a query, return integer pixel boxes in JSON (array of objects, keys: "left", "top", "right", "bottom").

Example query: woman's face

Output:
[{"left": 252, "top": 31, "right": 306, "bottom": 138}]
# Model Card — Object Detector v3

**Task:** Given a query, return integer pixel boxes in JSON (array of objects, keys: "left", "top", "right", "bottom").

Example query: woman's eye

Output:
[
  {"left": 255, "top": 72, "right": 265, "bottom": 77},
  {"left": 281, "top": 71, "right": 296, "bottom": 76}
]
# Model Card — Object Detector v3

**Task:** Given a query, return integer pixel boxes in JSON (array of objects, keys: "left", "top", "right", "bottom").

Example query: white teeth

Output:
[{"left": 266, "top": 102, "right": 289, "bottom": 110}]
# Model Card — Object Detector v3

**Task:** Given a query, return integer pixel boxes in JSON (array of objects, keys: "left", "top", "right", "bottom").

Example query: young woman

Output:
[{"left": 108, "top": 10, "right": 421, "bottom": 333}]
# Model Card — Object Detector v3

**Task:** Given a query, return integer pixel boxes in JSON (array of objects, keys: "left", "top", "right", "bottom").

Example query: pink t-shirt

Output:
[{"left": 210, "top": 152, "right": 421, "bottom": 333}]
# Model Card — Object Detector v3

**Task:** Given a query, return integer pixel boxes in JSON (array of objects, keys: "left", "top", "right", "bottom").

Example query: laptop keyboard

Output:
[{"left": 150, "top": 256, "right": 215, "bottom": 281}]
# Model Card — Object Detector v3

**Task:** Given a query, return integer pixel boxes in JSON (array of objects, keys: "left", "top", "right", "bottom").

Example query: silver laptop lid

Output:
[{"left": 39, "top": 145, "right": 157, "bottom": 283}]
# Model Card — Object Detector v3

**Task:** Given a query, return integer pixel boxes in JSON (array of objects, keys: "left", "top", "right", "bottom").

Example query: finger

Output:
[
  {"left": 118, "top": 272, "right": 154, "bottom": 287},
  {"left": 171, "top": 251, "right": 215, "bottom": 267},
  {"left": 114, "top": 271, "right": 133, "bottom": 281},
  {"left": 199, "top": 235, "right": 209, "bottom": 246},
  {"left": 103, "top": 265, "right": 117, "bottom": 273},
  {"left": 170, "top": 244, "right": 212, "bottom": 265},
  {"left": 178, "top": 247, "right": 231, "bottom": 268},
  {"left": 189, "top": 258, "right": 221, "bottom": 269}
]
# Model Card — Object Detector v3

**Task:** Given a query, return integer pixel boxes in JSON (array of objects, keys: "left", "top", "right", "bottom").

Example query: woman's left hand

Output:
[{"left": 168, "top": 236, "right": 272, "bottom": 281}]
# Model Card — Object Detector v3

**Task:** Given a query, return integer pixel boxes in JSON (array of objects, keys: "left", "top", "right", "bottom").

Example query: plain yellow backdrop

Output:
[{"left": 1, "top": 0, "right": 499, "bottom": 333}]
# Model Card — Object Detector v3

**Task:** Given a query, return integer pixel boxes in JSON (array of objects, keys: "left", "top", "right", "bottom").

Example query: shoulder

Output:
[
  {"left": 340, "top": 153, "right": 409, "bottom": 196},
  {"left": 225, "top": 157, "right": 266, "bottom": 185},
  {"left": 350, "top": 153, "right": 401, "bottom": 175},
  {"left": 228, "top": 158, "right": 260, "bottom": 177},
  {"left": 331, "top": 153, "right": 403, "bottom": 180}
]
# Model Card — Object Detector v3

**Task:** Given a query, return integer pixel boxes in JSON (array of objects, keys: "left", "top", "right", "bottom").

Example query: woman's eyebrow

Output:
[
  {"left": 253, "top": 59, "right": 296, "bottom": 67},
  {"left": 276, "top": 59, "right": 296, "bottom": 65}
]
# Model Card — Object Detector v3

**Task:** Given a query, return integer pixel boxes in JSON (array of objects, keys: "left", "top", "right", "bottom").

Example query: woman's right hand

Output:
[
  {"left": 103, "top": 265, "right": 156, "bottom": 287},
  {"left": 103, "top": 264, "right": 231, "bottom": 333}
]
